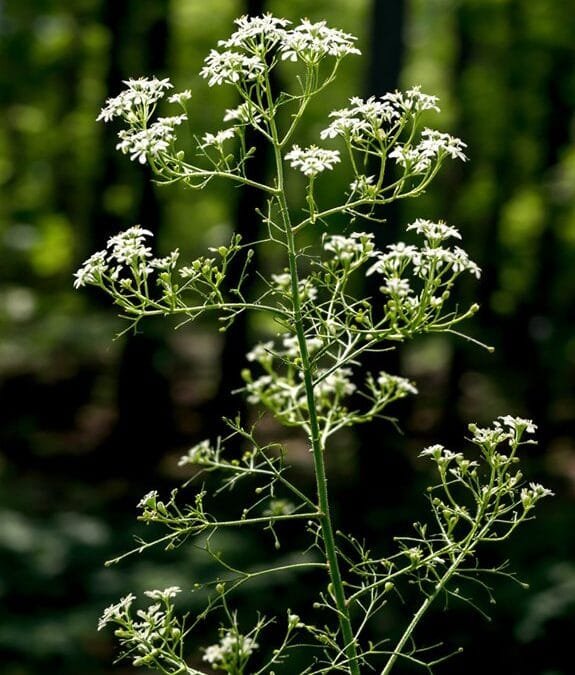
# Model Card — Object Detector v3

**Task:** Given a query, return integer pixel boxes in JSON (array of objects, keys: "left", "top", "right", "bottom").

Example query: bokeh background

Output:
[{"left": 1, "top": 0, "right": 574, "bottom": 673}]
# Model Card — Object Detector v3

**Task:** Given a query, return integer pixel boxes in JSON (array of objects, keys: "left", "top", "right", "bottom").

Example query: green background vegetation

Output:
[{"left": 0, "top": 0, "right": 574, "bottom": 673}]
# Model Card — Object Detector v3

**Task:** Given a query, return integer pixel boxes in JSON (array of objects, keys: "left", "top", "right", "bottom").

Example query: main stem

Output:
[{"left": 272, "top": 162, "right": 360, "bottom": 675}]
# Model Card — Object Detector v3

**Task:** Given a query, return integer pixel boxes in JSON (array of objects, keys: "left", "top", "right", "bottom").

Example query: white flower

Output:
[
  {"left": 270, "top": 272, "right": 291, "bottom": 290},
  {"left": 156, "top": 114, "right": 187, "bottom": 127},
  {"left": 349, "top": 174, "right": 377, "bottom": 198},
  {"left": 407, "top": 219, "right": 461, "bottom": 242},
  {"left": 245, "top": 374, "right": 275, "bottom": 405},
  {"left": 223, "top": 101, "right": 262, "bottom": 124},
  {"left": 419, "top": 128, "right": 468, "bottom": 161},
  {"left": 97, "top": 77, "right": 173, "bottom": 122},
  {"left": 219, "top": 13, "right": 290, "bottom": 49},
  {"left": 280, "top": 19, "right": 360, "bottom": 63},
  {"left": 203, "top": 632, "right": 259, "bottom": 665},
  {"left": 167, "top": 89, "right": 192, "bottom": 104},
  {"left": 320, "top": 114, "right": 370, "bottom": 141},
  {"left": 73, "top": 250, "right": 108, "bottom": 288},
  {"left": 382, "top": 86, "right": 440, "bottom": 114},
  {"left": 178, "top": 439, "right": 215, "bottom": 466},
  {"left": 321, "top": 88, "right": 442, "bottom": 145},
  {"left": 419, "top": 444, "right": 446, "bottom": 460},
  {"left": 366, "top": 243, "right": 419, "bottom": 276},
  {"left": 115, "top": 128, "right": 166, "bottom": 164},
  {"left": 315, "top": 368, "right": 356, "bottom": 399},
  {"left": 137, "top": 490, "right": 158, "bottom": 509},
  {"left": 450, "top": 246, "right": 481, "bottom": 277},
  {"left": 520, "top": 482, "right": 554, "bottom": 509},
  {"left": 380, "top": 277, "right": 412, "bottom": 298},
  {"left": 98, "top": 594, "right": 136, "bottom": 630},
  {"left": 413, "top": 246, "right": 481, "bottom": 280},
  {"left": 321, "top": 97, "right": 398, "bottom": 141},
  {"left": 271, "top": 273, "right": 316, "bottom": 300},
  {"left": 282, "top": 334, "right": 323, "bottom": 357},
  {"left": 497, "top": 415, "right": 537, "bottom": 435},
  {"left": 285, "top": 145, "right": 340, "bottom": 176},
  {"left": 201, "top": 128, "right": 237, "bottom": 148},
  {"left": 149, "top": 250, "right": 180, "bottom": 271},
  {"left": 419, "top": 444, "right": 465, "bottom": 468},
  {"left": 389, "top": 144, "right": 431, "bottom": 173},
  {"left": 377, "top": 372, "right": 418, "bottom": 396},
  {"left": 246, "top": 341, "right": 275, "bottom": 363},
  {"left": 468, "top": 422, "right": 510, "bottom": 446},
  {"left": 107, "top": 226, "right": 154, "bottom": 264},
  {"left": 115, "top": 116, "right": 185, "bottom": 164},
  {"left": 144, "top": 587, "right": 181, "bottom": 600},
  {"left": 200, "top": 49, "right": 265, "bottom": 87},
  {"left": 203, "top": 643, "right": 225, "bottom": 665},
  {"left": 298, "top": 281, "right": 317, "bottom": 301},
  {"left": 390, "top": 128, "right": 467, "bottom": 174},
  {"left": 324, "top": 231, "right": 375, "bottom": 264}
]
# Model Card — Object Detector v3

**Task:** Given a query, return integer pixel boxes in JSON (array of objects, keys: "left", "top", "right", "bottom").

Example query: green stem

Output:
[
  {"left": 380, "top": 548, "right": 468, "bottom": 675},
  {"left": 272, "top": 151, "right": 360, "bottom": 675},
  {"left": 380, "top": 594, "right": 434, "bottom": 675}
]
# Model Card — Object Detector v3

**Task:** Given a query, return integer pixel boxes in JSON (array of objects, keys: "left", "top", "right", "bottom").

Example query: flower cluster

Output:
[
  {"left": 203, "top": 632, "right": 259, "bottom": 667},
  {"left": 244, "top": 333, "right": 419, "bottom": 433},
  {"left": 279, "top": 18, "right": 360, "bottom": 63},
  {"left": 244, "top": 332, "right": 361, "bottom": 427},
  {"left": 366, "top": 219, "right": 481, "bottom": 314},
  {"left": 349, "top": 174, "right": 378, "bottom": 198},
  {"left": 320, "top": 87, "right": 440, "bottom": 143},
  {"left": 323, "top": 231, "right": 375, "bottom": 267},
  {"left": 116, "top": 114, "right": 187, "bottom": 164},
  {"left": 168, "top": 89, "right": 192, "bottom": 105},
  {"left": 270, "top": 272, "right": 318, "bottom": 302},
  {"left": 389, "top": 128, "right": 467, "bottom": 173},
  {"left": 178, "top": 439, "right": 218, "bottom": 466},
  {"left": 521, "top": 482, "right": 554, "bottom": 510},
  {"left": 406, "top": 218, "right": 461, "bottom": 243},
  {"left": 419, "top": 417, "right": 553, "bottom": 515},
  {"left": 205, "top": 15, "right": 360, "bottom": 72},
  {"left": 317, "top": 87, "right": 465, "bottom": 204},
  {"left": 98, "top": 593, "right": 137, "bottom": 632},
  {"left": 315, "top": 367, "right": 356, "bottom": 399},
  {"left": 375, "top": 372, "right": 418, "bottom": 397},
  {"left": 383, "top": 87, "right": 440, "bottom": 114},
  {"left": 97, "top": 76, "right": 195, "bottom": 166},
  {"left": 200, "top": 49, "right": 266, "bottom": 87},
  {"left": 285, "top": 145, "right": 341, "bottom": 176},
  {"left": 97, "top": 588, "right": 187, "bottom": 670},
  {"left": 223, "top": 101, "right": 262, "bottom": 124},
  {"left": 97, "top": 77, "right": 173, "bottom": 123},
  {"left": 320, "top": 96, "right": 399, "bottom": 142},
  {"left": 201, "top": 127, "right": 237, "bottom": 149},
  {"left": 218, "top": 13, "right": 290, "bottom": 50},
  {"left": 310, "top": 220, "right": 477, "bottom": 337},
  {"left": 468, "top": 415, "right": 538, "bottom": 448},
  {"left": 73, "top": 226, "right": 179, "bottom": 291}
]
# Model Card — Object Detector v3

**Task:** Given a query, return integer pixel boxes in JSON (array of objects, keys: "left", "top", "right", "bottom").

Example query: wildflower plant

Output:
[{"left": 77, "top": 14, "right": 553, "bottom": 675}]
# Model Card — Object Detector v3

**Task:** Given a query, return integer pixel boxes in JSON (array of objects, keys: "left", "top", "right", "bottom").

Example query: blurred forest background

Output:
[{"left": 1, "top": 0, "right": 574, "bottom": 673}]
